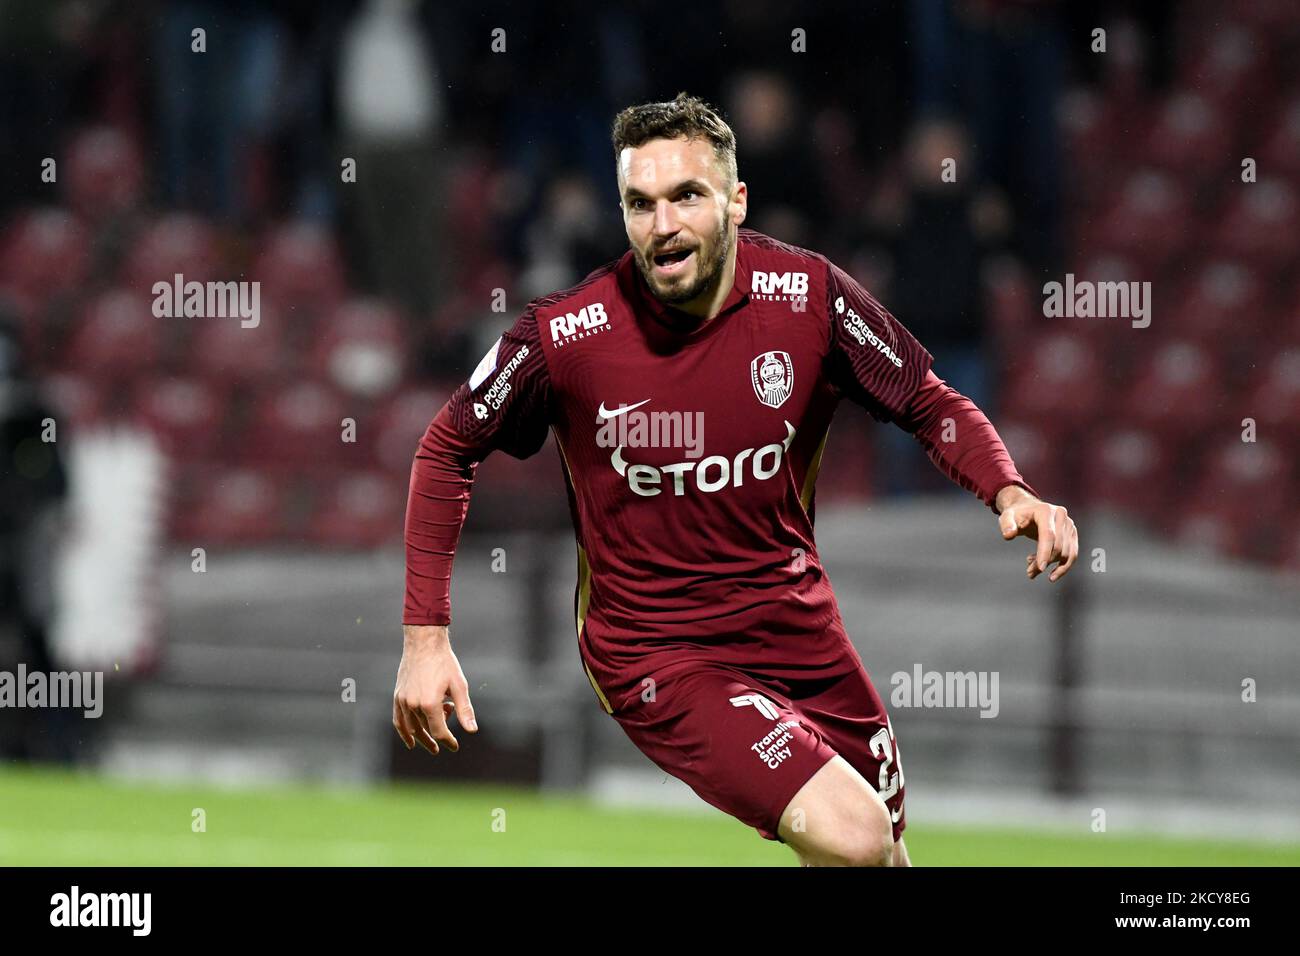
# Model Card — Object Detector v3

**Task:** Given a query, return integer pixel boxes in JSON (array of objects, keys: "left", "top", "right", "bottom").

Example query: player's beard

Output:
[{"left": 637, "top": 216, "right": 731, "bottom": 307}]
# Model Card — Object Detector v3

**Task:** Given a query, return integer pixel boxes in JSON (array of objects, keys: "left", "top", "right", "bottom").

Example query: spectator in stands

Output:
[
  {"left": 337, "top": 0, "right": 445, "bottom": 316},
  {"left": 725, "top": 71, "right": 829, "bottom": 249},
  {"left": 154, "top": 0, "right": 348, "bottom": 223},
  {"left": 0, "top": 313, "right": 71, "bottom": 761},
  {"left": 910, "top": 0, "right": 1066, "bottom": 279},
  {"left": 867, "top": 117, "right": 1012, "bottom": 497}
]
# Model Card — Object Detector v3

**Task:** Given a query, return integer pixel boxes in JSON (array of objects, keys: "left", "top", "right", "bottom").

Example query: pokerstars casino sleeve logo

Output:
[
  {"left": 466, "top": 337, "right": 529, "bottom": 419},
  {"left": 835, "top": 295, "right": 904, "bottom": 369}
]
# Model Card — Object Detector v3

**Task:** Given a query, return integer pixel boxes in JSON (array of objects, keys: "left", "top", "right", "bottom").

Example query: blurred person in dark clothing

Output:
[
  {"left": 726, "top": 71, "right": 829, "bottom": 248},
  {"left": 338, "top": 0, "right": 445, "bottom": 315},
  {"left": 154, "top": 0, "right": 352, "bottom": 222},
  {"left": 0, "top": 314, "right": 71, "bottom": 760},
  {"left": 911, "top": 0, "right": 1065, "bottom": 279},
  {"left": 869, "top": 117, "right": 1012, "bottom": 497}
]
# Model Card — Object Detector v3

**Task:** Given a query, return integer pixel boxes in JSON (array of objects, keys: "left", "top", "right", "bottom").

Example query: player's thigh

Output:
[
  {"left": 612, "top": 665, "right": 838, "bottom": 842},
  {"left": 793, "top": 664, "right": 908, "bottom": 841},
  {"left": 777, "top": 753, "right": 894, "bottom": 867}
]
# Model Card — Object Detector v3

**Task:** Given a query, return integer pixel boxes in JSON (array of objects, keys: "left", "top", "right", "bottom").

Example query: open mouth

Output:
[{"left": 652, "top": 248, "right": 694, "bottom": 274}]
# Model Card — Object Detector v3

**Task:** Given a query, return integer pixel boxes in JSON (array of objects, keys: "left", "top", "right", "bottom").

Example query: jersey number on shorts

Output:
[{"left": 868, "top": 718, "right": 904, "bottom": 804}]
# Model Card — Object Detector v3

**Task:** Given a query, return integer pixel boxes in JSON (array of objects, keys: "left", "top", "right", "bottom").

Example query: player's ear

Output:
[{"left": 731, "top": 180, "right": 748, "bottom": 225}]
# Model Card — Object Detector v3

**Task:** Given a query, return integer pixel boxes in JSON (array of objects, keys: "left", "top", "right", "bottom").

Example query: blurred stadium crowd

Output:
[{"left": 1, "top": 0, "right": 1298, "bottom": 571}]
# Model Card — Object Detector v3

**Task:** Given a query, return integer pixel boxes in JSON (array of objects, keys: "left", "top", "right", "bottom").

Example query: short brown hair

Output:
[{"left": 611, "top": 92, "right": 738, "bottom": 188}]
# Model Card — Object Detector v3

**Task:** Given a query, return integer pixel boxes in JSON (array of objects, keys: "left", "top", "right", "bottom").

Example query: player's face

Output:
[{"left": 618, "top": 137, "right": 745, "bottom": 307}]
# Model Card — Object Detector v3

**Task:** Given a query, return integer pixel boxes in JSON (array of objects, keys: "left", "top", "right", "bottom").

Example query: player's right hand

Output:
[{"left": 393, "top": 624, "right": 478, "bottom": 756}]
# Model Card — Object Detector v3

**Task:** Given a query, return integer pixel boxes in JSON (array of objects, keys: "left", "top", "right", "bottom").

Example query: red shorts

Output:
[{"left": 608, "top": 658, "right": 906, "bottom": 843}]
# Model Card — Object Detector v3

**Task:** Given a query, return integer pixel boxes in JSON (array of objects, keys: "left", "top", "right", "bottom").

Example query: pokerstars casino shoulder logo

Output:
[
  {"left": 466, "top": 337, "right": 529, "bottom": 419},
  {"left": 835, "top": 295, "right": 904, "bottom": 369},
  {"left": 751, "top": 350, "right": 794, "bottom": 409}
]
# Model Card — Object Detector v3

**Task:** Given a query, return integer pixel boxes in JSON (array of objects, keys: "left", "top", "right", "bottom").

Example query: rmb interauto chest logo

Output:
[
  {"left": 549, "top": 301, "right": 610, "bottom": 347},
  {"left": 750, "top": 270, "right": 808, "bottom": 302}
]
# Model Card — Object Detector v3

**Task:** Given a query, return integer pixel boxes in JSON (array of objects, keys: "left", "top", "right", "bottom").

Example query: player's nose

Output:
[{"left": 651, "top": 199, "right": 679, "bottom": 237}]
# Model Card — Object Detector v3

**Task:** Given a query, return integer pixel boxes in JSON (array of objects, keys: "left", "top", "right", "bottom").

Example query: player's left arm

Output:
[
  {"left": 821, "top": 258, "right": 1078, "bottom": 583},
  {"left": 894, "top": 370, "right": 1079, "bottom": 583}
]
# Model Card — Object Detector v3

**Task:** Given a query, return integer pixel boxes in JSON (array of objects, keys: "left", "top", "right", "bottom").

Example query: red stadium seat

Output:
[
  {"left": 1212, "top": 178, "right": 1299, "bottom": 270},
  {"left": 1003, "top": 331, "right": 1109, "bottom": 428},
  {"left": 1142, "top": 92, "right": 1233, "bottom": 183},
  {"left": 0, "top": 209, "right": 90, "bottom": 306},
  {"left": 122, "top": 213, "right": 224, "bottom": 293},
  {"left": 1181, "top": 439, "right": 1292, "bottom": 560},
  {"left": 1260, "top": 94, "right": 1300, "bottom": 180},
  {"left": 1279, "top": 288, "right": 1300, "bottom": 344},
  {"left": 372, "top": 386, "right": 454, "bottom": 476},
  {"left": 1193, "top": 438, "right": 1291, "bottom": 519},
  {"left": 307, "top": 470, "right": 406, "bottom": 548},
  {"left": 991, "top": 418, "right": 1071, "bottom": 504},
  {"left": 1240, "top": 347, "right": 1300, "bottom": 437},
  {"left": 1085, "top": 169, "right": 1192, "bottom": 271},
  {"left": 1062, "top": 252, "right": 1150, "bottom": 374},
  {"left": 1081, "top": 426, "right": 1174, "bottom": 519},
  {"left": 243, "top": 380, "right": 350, "bottom": 466},
  {"left": 1117, "top": 340, "right": 1225, "bottom": 437},
  {"left": 131, "top": 376, "right": 227, "bottom": 460},
  {"left": 1059, "top": 89, "right": 1119, "bottom": 204},
  {"left": 1172, "top": 505, "right": 1252, "bottom": 561},
  {"left": 171, "top": 467, "right": 287, "bottom": 544},
  {"left": 983, "top": 257, "right": 1037, "bottom": 340},
  {"left": 311, "top": 299, "right": 406, "bottom": 398},
  {"left": 64, "top": 125, "right": 145, "bottom": 222},
  {"left": 65, "top": 289, "right": 163, "bottom": 380},
  {"left": 188, "top": 297, "right": 289, "bottom": 382},
  {"left": 249, "top": 220, "right": 347, "bottom": 313},
  {"left": 1168, "top": 259, "right": 1269, "bottom": 345},
  {"left": 1179, "top": 24, "right": 1270, "bottom": 107}
]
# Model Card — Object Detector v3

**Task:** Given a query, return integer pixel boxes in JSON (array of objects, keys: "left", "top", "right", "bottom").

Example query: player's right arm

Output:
[{"left": 394, "top": 307, "right": 552, "bottom": 755}]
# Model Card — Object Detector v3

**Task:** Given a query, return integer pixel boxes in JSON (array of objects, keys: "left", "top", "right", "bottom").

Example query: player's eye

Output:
[
  {"left": 679, "top": 191, "right": 698, "bottom": 202},
  {"left": 630, "top": 198, "right": 648, "bottom": 210}
]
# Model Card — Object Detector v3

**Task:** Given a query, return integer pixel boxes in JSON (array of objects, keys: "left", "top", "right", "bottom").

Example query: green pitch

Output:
[{"left": 1, "top": 764, "right": 1295, "bottom": 866}]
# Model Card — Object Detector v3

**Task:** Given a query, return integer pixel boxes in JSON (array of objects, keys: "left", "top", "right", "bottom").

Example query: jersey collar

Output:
[{"left": 620, "top": 239, "right": 751, "bottom": 334}]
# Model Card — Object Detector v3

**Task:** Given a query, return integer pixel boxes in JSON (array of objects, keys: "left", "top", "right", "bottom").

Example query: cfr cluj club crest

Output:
[{"left": 751, "top": 350, "right": 794, "bottom": 409}]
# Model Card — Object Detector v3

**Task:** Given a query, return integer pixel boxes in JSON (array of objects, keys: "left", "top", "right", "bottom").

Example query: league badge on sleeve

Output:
[
  {"left": 751, "top": 350, "right": 794, "bottom": 409},
  {"left": 468, "top": 338, "right": 501, "bottom": 390}
]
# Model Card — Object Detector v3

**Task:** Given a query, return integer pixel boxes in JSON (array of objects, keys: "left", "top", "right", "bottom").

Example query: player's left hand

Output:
[{"left": 995, "top": 487, "right": 1079, "bottom": 582}]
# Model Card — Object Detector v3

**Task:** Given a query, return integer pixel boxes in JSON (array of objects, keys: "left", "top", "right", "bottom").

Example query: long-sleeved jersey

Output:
[{"left": 404, "top": 228, "right": 1036, "bottom": 712}]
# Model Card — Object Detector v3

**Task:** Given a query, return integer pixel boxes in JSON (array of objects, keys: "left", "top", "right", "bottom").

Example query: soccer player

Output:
[{"left": 394, "top": 93, "right": 1079, "bottom": 866}]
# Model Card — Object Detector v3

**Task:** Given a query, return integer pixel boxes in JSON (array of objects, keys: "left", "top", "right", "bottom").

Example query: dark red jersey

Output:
[{"left": 404, "top": 228, "right": 1036, "bottom": 712}]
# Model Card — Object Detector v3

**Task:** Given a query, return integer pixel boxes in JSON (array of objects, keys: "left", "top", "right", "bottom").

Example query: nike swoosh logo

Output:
[
  {"left": 891, "top": 806, "right": 903, "bottom": 824},
  {"left": 597, "top": 399, "right": 651, "bottom": 419}
]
